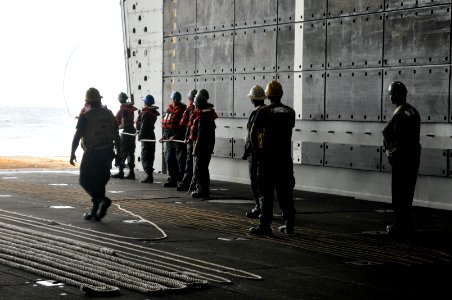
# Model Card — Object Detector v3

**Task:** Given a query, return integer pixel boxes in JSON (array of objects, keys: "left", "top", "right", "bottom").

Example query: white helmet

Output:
[{"left": 247, "top": 85, "right": 266, "bottom": 100}]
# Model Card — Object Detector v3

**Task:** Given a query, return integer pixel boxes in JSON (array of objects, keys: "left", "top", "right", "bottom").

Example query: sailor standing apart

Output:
[
  {"left": 70, "top": 87, "right": 121, "bottom": 221},
  {"left": 382, "top": 81, "right": 421, "bottom": 236}
]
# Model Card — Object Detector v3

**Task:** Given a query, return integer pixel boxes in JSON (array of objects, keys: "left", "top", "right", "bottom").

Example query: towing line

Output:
[{"left": 120, "top": 131, "right": 186, "bottom": 143}]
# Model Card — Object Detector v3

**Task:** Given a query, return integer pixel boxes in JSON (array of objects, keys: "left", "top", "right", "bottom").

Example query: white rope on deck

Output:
[{"left": 0, "top": 209, "right": 262, "bottom": 295}]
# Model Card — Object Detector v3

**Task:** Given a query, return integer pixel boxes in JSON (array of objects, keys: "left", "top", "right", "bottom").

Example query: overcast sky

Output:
[{"left": 0, "top": 0, "right": 127, "bottom": 115}]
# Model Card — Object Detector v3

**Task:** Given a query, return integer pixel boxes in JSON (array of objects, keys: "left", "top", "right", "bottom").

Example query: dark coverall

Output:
[
  {"left": 252, "top": 103, "right": 296, "bottom": 227},
  {"left": 191, "top": 105, "right": 217, "bottom": 194},
  {"left": 382, "top": 103, "right": 421, "bottom": 231},
  {"left": 162, "top": 102, "right": 187, "bottom": 183},
  {"left": 136, "top": 106, "right": 160, "bottom": 175},
  {"left": 243, "top": 104, "right": 266, "bottom": 210},
  {"left": 75, "top": 107, "right": 118, "bottom": 206},
  {"left": 115, "top": 103, "right": 137, "bottom": 171}
]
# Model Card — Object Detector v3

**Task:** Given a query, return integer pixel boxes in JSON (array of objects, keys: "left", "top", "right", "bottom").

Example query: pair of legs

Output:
[
  {"left": 191, "top": 151, "right": 212, "bottom": 197},
  {"left": 251, "top": 159, "right": 296, "bottom": 235},
  {"left": 164, "top": 141, "right": 187, "bottom": 186},
  {"left": 112, "top": 135, "right": 136, "bottom": 179},
  {"left": 79, "top": 148, "right": 115, "bottom": 221},
  {"left": 140, "top": 140, "right": 155, "bottom": 183},
  {"left": 246, "top": 154, "right": 263, "bottom": 218},
  {"left": 389, "top": 152, "right": 420, "bottom": 235},
  {"left": 177, "top": 143, "right": 194, "bottom": 191}
]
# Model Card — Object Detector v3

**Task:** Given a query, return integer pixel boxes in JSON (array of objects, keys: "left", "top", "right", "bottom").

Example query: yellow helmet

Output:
[
  {"left": 265, "top": 80, "right": 283, "bottom": 98},
  {"left": 247, "top": 85, "right": 266, "bottom": 100},
  {"left": 85, "top": 87, "right": 103, "bottom": 103}
]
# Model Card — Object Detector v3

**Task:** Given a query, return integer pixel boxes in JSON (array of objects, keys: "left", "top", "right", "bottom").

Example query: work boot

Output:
[
  {"left": 96, "top": 197, "right": 112, "bottom": 220},
  {"left": 163, "top": 181, "right": 178, "bottom": 188},
  {"left": 83, "top": 201, "right": 100, "bottom": 221},
  {"left": 386, "top": 224, "right": 412, "bottom": 237},
  {"left": 245, "top": 206, "right": 261, "bottom": 219},
  {"left": 140, "top": 173, "right": 153, "bottom": 183},
  {"left": 249, "top": 224, "right": 272, "bottom": 235},
  {"left": 176, "top": 183, "right": 189, "bottom": 191},
  {"left": 191, "top": 190, "right": 209, "bottom": 198},
  {"left": 125, "top": 169, "right": 135, "bottom": 180},
  {"left": 111, "top": 167, "right": 124, "bottom": 179},
  {"left": 278, "top": 221, "right": 294, "bottom": 234}
]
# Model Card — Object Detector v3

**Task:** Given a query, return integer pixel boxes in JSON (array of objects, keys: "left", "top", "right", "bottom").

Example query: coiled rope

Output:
[{"left": 0, "top": 209, "right": 262, "bottom": 296}]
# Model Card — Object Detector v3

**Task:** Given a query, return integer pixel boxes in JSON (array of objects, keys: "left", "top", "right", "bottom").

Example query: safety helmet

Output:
[
  {"left": 247, "top": 85, "right": 266, "bottom": 100},
  {"left": 388, "top": 81, "right": 407, "bottom": 97},
  {"left": 170, "top": 91, "right": 182, "bottom": 102},
  {"left": 118, "top": 92, "right": 128, "bottom": 103},
  {"left": 265, "top": 80, "right": 283, "bottom": 98},
  {"left": 85, "top": 87, "right": 102, "bottom": 103},
  {"left": 143, "top": 94, "right": 155, "bottom": 106},
  {"left": 194, "top": 89, "right": 209, "bottom": 106},
  {"left": 187, "top": 89, "right": 198, "bottom": 100}
]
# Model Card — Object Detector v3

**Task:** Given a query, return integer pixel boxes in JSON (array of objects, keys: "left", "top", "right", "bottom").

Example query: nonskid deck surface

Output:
[{"left": 0, "top": 169, "right": 451, "bottom": 299}]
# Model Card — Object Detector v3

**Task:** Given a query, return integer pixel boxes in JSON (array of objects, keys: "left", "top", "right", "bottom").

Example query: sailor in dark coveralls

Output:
[
  {"left": 382, "top": 81, "right": 421, "bottom": 236},
  {"left": 249, "top": 80, "right": 296, "bottom": 235},
  {"left": 70, "top": 87, "right": 121, "bottom": 221}
]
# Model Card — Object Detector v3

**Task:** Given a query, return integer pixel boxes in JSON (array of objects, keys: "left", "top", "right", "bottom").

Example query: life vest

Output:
[
  {"left": 179, "top": 100, "right": 195, "bottom": 127},
  {"left": 189, "top": 105, "right": 217, "bottom": 142},
  {"left": 81, "top": 107, "right": 117, "bottom": 150},
  {"left": 161, "top": 102, "right": 186, "bottom": 130},
  {"left": 136, "top": 106, "right": 159, "bottom": 130},
  {"left": 116, "top": 103, "right": 137, "bottom": 132}
]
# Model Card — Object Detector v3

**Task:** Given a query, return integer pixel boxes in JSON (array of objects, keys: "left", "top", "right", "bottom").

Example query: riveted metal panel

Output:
[
  {"left": 276, "top": 73, "right": 295, "bottom": 109},
  {"left": 327, "top": 0, "right": 384, "bottom": 17},
  {"left": 384, "top": 6, "right": 451, "bottom": 67},
  {"left": 163, "top": 35, "right": 197, "bottom": 76},
  {"left": 327, "top": 13, "right": 383, "bottom": 69},
  {"left": 277, "top": 24, "right": 295, "bottom": 72},
  {"left": 162, "top": 77, "right": 196, "bottom": 109},
  {"left": 294, "top": 21, "right": 326, "bottom": 71},
  {"left": 213, "top": 138, "right": 233, "bottom": 158},
  {"left": 196, "top": 0, "right": 234, "bottom": 33},
  {"left": 279, "top": 0, "right": 295, "bottom": 23},
  {"left": 325, "top": 69, "right": 382, "bottom": 121},
  {"left": 232, "top": 139, "right": 246, "bottom": 160},
  {"left": 293, "top": 141, "right": 302, "bottom": 164},
  {"left": 163, "top": 37, "right": 177, "bottom": 76},
  {"left": 295, "top": 0, "right": 327, "bottom": 22},
  {"left": 163, "top": 0, "right": 197, "bottom": 36},
  {"left": 196, "top": 75, "right": 234, "bottom": 118},
  {"left": 301, "top": 142, "right": 325, "bottom": 166},
  {"left": 233, "top": 73, "right": 277, "bottom": 118},
  {"left": 125, "top": 1, "right": 156, "bottom": 12},
  {"left": 234, "top": 26, "right": 277, "bottom": 74},
  {"left": 385, "top": 0, "right": 451, "bottom": 11},
  {"left": 419, "top": 149, "right": 448, "bottom": 176},
  {"left": 325, "top": 144, "right": 382, "bottom": 171},
  {"left": 352, "top": 145, "right": 382, "bottom": 171},
  {"left": 294, "top": 71, "right": 325, "bottom": 120},
  {"left": 235, "top": 0, "right": 277, "bottom": 28},
  {"left": 382, "top": 66, "right": 449, "bottom": 123},
  {"left": 325, "top": 143, "right": 354, "bottom": 169},
  {"left": 196, "top": 31, "right": 234, "bottom": 75}
]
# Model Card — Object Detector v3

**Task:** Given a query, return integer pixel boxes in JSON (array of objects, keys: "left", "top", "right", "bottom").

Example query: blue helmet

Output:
[
  {"left": 143, "top": 94, "right": 154, "bottom": 106},
  {"left": 171, "top": 91, "right": 182, "bottom": 102}
]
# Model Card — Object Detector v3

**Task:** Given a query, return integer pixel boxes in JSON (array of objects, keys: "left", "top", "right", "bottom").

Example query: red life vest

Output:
[{"left": 161, "top": 102, "right": 186, "bottom": 129}]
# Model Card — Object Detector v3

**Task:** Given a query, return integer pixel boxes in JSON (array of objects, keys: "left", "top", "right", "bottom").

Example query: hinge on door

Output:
[{"left": 127, "top": 48, "right": 131, "bottom": 58}]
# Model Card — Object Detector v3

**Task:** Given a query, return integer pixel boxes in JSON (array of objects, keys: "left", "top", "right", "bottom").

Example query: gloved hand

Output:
[{"left": 70, "top": 154, "right": 77, "bottom": 166}]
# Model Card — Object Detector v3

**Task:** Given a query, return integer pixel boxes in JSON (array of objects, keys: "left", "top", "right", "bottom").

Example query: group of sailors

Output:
[
  {"left": 70, "top": 79, "right": 420, "bottom": 238},
  {"left": 69, "top": 81, "right": 296, "bottom": 235}
]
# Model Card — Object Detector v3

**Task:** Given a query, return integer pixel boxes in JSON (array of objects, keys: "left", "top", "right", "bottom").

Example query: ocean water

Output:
[{"left": 0, "top": 106, "right": 81, "bottom": 157}]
